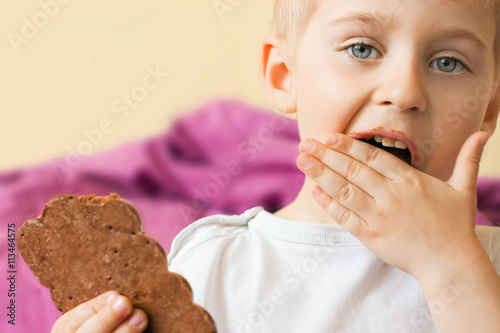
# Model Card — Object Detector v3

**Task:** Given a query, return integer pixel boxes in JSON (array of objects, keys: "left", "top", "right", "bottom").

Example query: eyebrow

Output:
[
  {"left": 437, "top": 27, "right": 488, "bottom": 53},
  {"left": 325, "top": 14, "right": 488, "bottom": 53},
  {"left": 325, "top": 12, "right": 397, "bottom": 30}
]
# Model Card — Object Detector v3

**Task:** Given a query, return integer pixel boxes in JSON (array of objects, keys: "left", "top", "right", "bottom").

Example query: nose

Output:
[{"left": 373, "top": 53, "right": 428, "bottom": 113}]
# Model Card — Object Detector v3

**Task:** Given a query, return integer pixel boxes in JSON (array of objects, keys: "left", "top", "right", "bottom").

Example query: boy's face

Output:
[{"left": 291, "top": 0, "right": 499, "bottom": 180}]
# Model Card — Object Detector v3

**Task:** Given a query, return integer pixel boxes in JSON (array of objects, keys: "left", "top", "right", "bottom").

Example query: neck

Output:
[{"left": 274, "top": 177, "right": 340, "bottom": 225}]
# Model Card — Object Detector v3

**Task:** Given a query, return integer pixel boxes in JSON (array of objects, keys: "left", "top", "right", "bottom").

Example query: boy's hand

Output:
[
  {"left": 51, "top": 291, "right": 148, "bottom": 333},
  {"left": 296, "top": 131, "right": 490, "bottom": 281}
]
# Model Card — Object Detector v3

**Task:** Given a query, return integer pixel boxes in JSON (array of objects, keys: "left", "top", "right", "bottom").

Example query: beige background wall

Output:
[{"left": 0, "top": 1, "right": 499, "bottom": 176}]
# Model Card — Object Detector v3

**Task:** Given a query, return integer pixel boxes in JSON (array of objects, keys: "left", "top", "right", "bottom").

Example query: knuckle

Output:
[
  {"left": 381, "top": 184, "right": 401, "bottom": 203},
  {"left": 467, "top": 155, "right": 481, "bottom": 166},
  {"left": 366, "top": 146, "right": 382, "bottom": 164},
  {"left": 364, "top": 226, "right": 378, "bottom": 239},
  {"left": 337, "top": 208, "right": 351, "bottom": 225},
  {"left": 308, "top": 159, "right": 323, "bottom": 178},
  {"left": 399, "top": 175, "right": 422, "bottom": 192},
  {"left": 338, "top": 182, "right": 353, "bottom": 202},
  {"left": 77, "top": 302, "right": 95, "bottom": 321},
  {"left": 345, "top": 160, "right": 361, "bottom": 180},
  {"left": 68, "top": 309, "right": 84, "bottom": 332}
]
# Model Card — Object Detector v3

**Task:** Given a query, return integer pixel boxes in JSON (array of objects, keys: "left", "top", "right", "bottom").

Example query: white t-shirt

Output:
[{"left": 167, "top": 207, "right": 500, "bottom": 333}]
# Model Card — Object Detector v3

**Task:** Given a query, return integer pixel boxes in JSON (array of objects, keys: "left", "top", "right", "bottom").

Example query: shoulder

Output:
[
  {"left": 475, "top": 225, "right": 500, "bottom": 274},
  {"left": 167, "top": 206, "right": 263, "bottom": 265}
]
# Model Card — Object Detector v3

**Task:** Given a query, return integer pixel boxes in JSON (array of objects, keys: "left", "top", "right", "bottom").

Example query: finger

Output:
[
  {"left": 297, "top": 153, "right": 374, "bottom": 215},
  {"left": 300, "top": 138, "right": 388, "bottom": 197},
  {"left": 448, "top": 131, "right": 490, "bottom": 193},
  {"left": 51, "top": 291, "right": 116, "bottom": 333},
  {"left": 325, "top": 133, "right": 413, "bottom": 181},
  {"left": 76, "top": 294, "right": 133, "bottom": 333},
  {"left": 312, "top": 185, "right": 367, "bottom": 235},
  {"left": 114, "top": 309, "right": 148, "bottom": 332}
]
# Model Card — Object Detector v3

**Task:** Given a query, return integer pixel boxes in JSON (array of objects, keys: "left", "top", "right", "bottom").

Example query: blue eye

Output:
[
  {"left": 430, "top": 57, "right": 466, "bottom": 73},
  {"left": 346, "top": 44, "right": 380, "bottom": 59}
]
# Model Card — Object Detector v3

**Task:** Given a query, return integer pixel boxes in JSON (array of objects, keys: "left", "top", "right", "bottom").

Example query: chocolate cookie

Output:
[{"left": 18, "top": 193, "right": 216, "bottom": 333}]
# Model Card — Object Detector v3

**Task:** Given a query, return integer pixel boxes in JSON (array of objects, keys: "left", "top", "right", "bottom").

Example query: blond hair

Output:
[
  {"left": 271, "top": 0, "right": 319, "bottom": 63},
  {"left": 272, "top": 0, "right": 500, "bottom": 76}
]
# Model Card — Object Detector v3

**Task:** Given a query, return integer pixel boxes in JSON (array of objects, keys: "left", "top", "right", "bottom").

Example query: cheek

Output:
[
  {"left": 294, "top": 63, "right": 372, "bottom": 140},
  {"left": 420, "top": 141, "right": 464, "bottom": 181},
  {"left": 431, "top": 78, "right": 489, "bottom": 131},
  {"left": 417, "top": 99, "right": 488, "bottom": 181}
]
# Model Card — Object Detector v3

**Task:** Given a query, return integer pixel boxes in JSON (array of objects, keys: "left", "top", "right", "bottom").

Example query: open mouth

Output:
[
  {"left": 360, "top": 136, "right": 412, "bottom": 166},
  {"left": 347, "top": 129, "right": 417, "bottom": 167}
]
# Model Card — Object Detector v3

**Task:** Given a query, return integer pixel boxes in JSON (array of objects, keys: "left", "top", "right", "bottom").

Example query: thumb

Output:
[{"left": 448, "top": 131, "right": 490, "bottom": 193}]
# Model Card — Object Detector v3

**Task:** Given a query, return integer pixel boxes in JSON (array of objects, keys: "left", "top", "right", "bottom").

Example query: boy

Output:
[{"left": 52, "top": 0, "right": 500, "bottom": 332}]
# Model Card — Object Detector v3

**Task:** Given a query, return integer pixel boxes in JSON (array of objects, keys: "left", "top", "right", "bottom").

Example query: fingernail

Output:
[
  {"left": 128, "top": 313, "right": 145, "bottom": 328},
  {"left": 480, "top": 135, "right": 490, "bottom": 147},
  {"left": 327, "top": 134, "right": 339, "bottom": 146},
  {"left": 112, "top": 297, "right": 130, "bottom": 315},
  {"left": 298, "top": 155, "right": 311, "bottom": 168},
  {"left": 299, "top": 140, "right": 314, "bottom": 153},
  {"left": 313, "top": 186, "right": 323, "bottom": 197}
]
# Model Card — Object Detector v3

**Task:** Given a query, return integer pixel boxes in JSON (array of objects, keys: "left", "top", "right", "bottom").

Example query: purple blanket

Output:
[{"left": 0, "top": 99, "right": 498, "bottom": 332}]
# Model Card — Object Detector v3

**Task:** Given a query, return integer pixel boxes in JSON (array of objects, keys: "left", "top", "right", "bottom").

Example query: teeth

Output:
[
  {"left": 363, "top": 136, "right": 373, "bottom": 141},
  {"left": 382, "top": 137, "right": 396, "bottom": 147},
  {"left": 368, "top": 135, "right": 408, "bottom": 150},
  {"left": 395, "top": 140, "right": 408, "bottom": 149}
]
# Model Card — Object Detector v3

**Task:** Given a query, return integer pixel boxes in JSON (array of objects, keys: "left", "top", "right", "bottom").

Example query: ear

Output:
[
  {"left": 480, "top": 81, "right": 500, "bottom": 134},
  {"left": 260, "top": 34, "right": 296, "bottom": 114}
]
